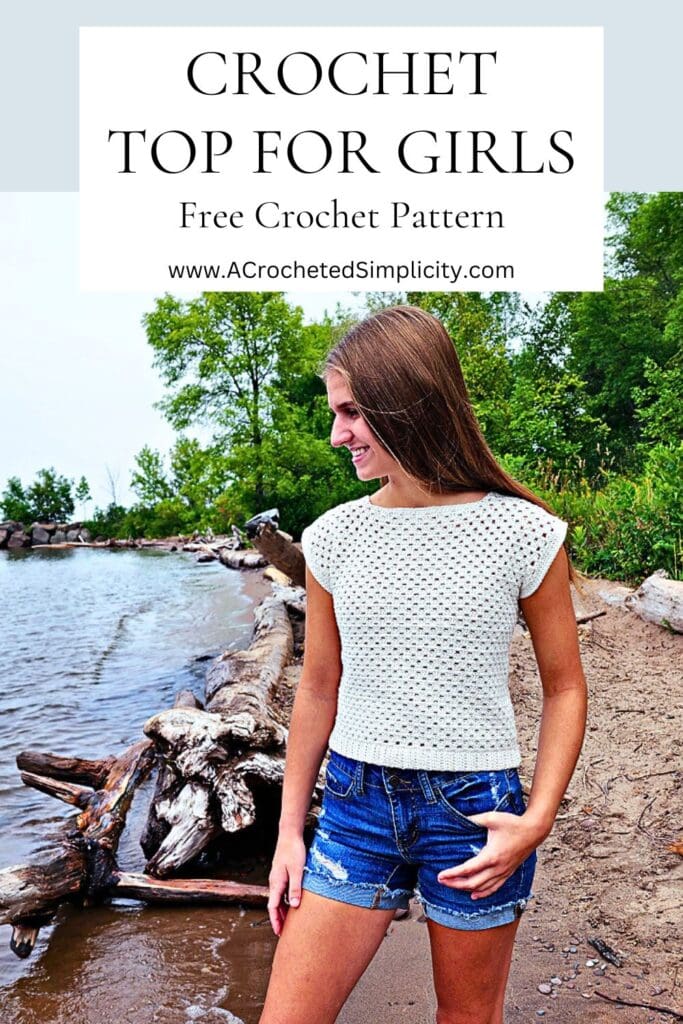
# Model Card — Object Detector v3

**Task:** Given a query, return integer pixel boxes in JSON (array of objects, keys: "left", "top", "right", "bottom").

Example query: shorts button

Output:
[{"left": 387, "top": 774, "right": 400, "bottom": 788}]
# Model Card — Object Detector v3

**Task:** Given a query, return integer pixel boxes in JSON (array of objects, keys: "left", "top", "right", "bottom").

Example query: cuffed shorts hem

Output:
[
  {"left": 417, "top": 892, "right": 535, "bottom": 931},
  {"left": 302, "top": 867, "right": 412, "bottom": 911}
]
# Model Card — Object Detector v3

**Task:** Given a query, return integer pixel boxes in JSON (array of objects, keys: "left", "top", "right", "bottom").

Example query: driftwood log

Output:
[
  {"left": 141, "top": 584, "right": 315, "bottom": 878},
  {"left": 625, "top": 570, "right": 683, "bottom": 633},
  {"left": 246, "top": 509, "right": 306, "bottom": 588},
  {"left": 0, "top": 514, "right": 313, "bottom": 958}
]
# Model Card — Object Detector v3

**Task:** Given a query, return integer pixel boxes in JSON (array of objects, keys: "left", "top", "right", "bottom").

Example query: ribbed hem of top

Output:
[{"left": 328, "top": 734, "right": 522, "bottom": 772}]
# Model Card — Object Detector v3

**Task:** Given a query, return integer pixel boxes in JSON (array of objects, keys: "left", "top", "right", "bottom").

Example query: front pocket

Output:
[
  {"left": 434, "top": 772, "right": 512, "bottom": 832},
  {"left": 324, "top": 761, "right": 355, "bottom": 799}
]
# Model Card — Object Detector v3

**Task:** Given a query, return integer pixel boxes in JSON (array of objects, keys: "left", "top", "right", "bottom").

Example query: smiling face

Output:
[{"left": 326, "top": 370, "right": 401, "bottom": 482}]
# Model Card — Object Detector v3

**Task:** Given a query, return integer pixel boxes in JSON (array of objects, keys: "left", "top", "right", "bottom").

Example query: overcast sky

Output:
[{"left": 0, "top": 193, "right": 364, "bottom": 508}]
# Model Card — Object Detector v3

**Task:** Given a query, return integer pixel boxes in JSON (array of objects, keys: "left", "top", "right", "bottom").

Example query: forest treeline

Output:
[{"left": 2, "top": 193, "right": 681, "bottom": 581}]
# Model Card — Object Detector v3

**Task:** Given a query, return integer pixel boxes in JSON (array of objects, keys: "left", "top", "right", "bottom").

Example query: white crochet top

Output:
[{"left": 300, "top": 491, "right": 568, "bottom": 771}]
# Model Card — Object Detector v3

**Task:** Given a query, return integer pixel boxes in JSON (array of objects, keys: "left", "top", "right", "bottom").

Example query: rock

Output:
[
  {"left": 31, "top": 526, "right": 52, "bottom": 545},
  {"left": 550, "top": 976, "right": 562, "bottom": 985},
  {"left": 1, "top": 521, "right": 24, "bottom": 547},
  {"left": 538, "top": 983, "right": 552, "bottom": 995},
  {"left": 79, "top": 528, "right": 92, "bottom": 542},
  {"left": 0, "top": 520, "right": 24, "bottom": 532},
  {"left": 66, "top": 530, "right": 81, "bottom": 542},
  {"left": 51, "top": 530, "right": 67, "bottom": 544},
  {"left": 588, "top": 846, "right": 612, "bottom": 858},
  {"left": 7, "top": 530, "right": 29, "bottom": 549}
]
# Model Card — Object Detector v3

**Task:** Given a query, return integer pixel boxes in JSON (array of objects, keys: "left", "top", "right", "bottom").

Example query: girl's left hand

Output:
[{"left": 436, "top": 810, "right": 549, "bottom": 900}]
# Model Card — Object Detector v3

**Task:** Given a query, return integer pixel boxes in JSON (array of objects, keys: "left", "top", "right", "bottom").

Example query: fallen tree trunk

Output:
[
  {"left": 109, "top": 872, "right": 267, "bottom": 907},
  {"left": 16, "top": 751, "right": 117, "bottom": 788},
  {"left": 625, "top": 570, "right": 683, "bottom": 633},
  {"left": 218, "top": 548, "right": 268, "bottom": 569},
  {"left": 0, "top": 740, "right": 156, "bottom": 956},
  {"left": 246, "top": 510, "right": 306, "bottom": 588},
  {"left": 1, "top": 704, "right": 274, "bottom": 958},
  {"left": 142, "top": 588, "right": 302, "bottom": 877}
]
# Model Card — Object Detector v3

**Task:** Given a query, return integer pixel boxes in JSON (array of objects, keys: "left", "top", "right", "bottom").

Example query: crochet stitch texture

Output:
[{"left": 301, "top": 491, "right": 568, "bottom": 771}]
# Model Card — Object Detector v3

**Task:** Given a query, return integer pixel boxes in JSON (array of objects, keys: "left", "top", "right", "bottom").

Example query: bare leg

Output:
[
  {"left": 427, "top": 917, "right": 520, "bottom": 1024},
  {"left": 259, "top": 889, "right": 396, "bottom": 1024}
]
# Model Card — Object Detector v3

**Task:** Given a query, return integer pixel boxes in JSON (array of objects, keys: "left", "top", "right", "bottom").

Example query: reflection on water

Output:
[
  {"left": 0, "top": 547, "right": 274, "bottom": 1022},
  {"left": 0, "top": 902, "right": 275, "bottom": 1024}
]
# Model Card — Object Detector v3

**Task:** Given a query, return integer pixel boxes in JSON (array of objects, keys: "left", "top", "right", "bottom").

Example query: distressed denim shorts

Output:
[{"left": 302, "top": 750, "right": 536, "bottom": 930}]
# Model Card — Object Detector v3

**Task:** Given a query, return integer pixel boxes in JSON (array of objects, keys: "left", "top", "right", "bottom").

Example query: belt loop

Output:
[
  {"left": 418, "top": 770, "right": 437, "bottom": 804},
  {"left": 355, "top": 760, "right": 366, "bottom": 796}
]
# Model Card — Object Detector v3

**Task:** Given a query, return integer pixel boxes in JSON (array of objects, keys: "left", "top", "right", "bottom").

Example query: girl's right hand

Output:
[{"left": 267, "top": 832, "right": 307, "bottom": 936}]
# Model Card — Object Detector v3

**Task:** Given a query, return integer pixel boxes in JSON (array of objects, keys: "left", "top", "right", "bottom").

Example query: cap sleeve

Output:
[
  {"left": 519, "top": 509, "right": 568, "bottom": 598},
  {"left": 301, "top": 517, "right": 334, "bottom": 593}
]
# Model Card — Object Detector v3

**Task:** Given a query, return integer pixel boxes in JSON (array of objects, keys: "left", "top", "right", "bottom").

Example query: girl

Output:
[{"left": 259, "top": 306, "right": 587, "bottom": 1024}]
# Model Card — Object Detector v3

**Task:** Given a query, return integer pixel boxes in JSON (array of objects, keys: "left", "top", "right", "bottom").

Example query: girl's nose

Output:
[
  {"left": 330, "top": 418, "right": 353, "bottom": 448},
  {"left": 331, "top": 426, "right": 351, "bottom": 447}
]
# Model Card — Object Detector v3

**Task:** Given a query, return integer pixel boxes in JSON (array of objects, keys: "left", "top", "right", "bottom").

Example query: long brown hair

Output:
[{"left": 322, "top": 305, "right": 575, "bottom": 582}]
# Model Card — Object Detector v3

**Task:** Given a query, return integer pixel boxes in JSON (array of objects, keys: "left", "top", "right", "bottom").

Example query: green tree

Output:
[
  {"left": 130, "top": 446, "right": 172, "bottom": 506},
  {"left": 143, "top": 292, "right": 306, "bottom": 509},
  {"left": 170, "top": 437, "right": 231, "bottom": 525},
  {"left": 75, "top": 476, "right": 92, "bottom": 519},
  {"left": 1, "top": 476, "right": 32, "bottom": 523},
  {"left": 633, "top": 356, "right": 683, "bottom": 446},
  {"left": 85, "top": 502, "right": 128, "bottom": 540},
  {"left": 560, "top": 278, "right": 676, "bottom": 464},
  {"left": 607, "top": 192, "right": 683, "bottom": 299},
  {"left": 2, "top": 469, "right": 76, "bottom": 523},
  {"left": 505, "top": 369, "right": 609, "bottom": 481},
  {"left": 25, "top": 468, "right": 75, "bottom": 522}
]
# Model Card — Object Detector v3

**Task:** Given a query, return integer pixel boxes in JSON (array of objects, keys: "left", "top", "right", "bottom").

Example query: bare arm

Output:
[
  {"left": 278, "top": 565, "right": 342, "bottom": 834},
  {"left": 268, "top": 565, "right": 342, "bottom": 933},
  {"left": 519, "top": 547, "right": 588, "bottom": 837},
  {"left": 438, "top": 547, "right": 587, "bottom": 898}
]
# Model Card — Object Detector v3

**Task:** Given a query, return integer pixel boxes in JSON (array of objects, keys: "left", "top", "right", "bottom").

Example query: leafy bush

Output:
[{"left": 502, "top": 445, "right": 682, "bottom": 582}]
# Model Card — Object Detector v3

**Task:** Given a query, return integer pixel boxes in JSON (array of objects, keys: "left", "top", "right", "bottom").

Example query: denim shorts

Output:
[{"left": 302, "top": 750, "right": 536, "bottom": 931}]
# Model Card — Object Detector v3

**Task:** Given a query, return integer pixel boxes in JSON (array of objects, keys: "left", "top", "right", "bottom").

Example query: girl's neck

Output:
[{"left": 371, "top": 479, "right": 488, "bottom": 509}]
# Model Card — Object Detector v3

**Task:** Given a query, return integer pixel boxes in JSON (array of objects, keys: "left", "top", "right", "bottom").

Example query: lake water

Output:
[{"left": 0, "top": 546, "right": 277, "bottom": 1023}]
